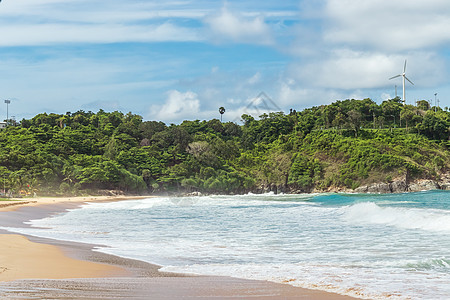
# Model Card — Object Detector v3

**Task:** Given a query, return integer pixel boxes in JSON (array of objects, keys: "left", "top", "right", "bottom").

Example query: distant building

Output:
[{"left": 0, "top": 122, "right": 6, "bottom": 129}]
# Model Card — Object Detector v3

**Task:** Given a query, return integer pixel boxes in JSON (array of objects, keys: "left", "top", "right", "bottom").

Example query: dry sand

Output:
[
  {"left": 0, "top": 196, "right": 356, "bottom": 299},
  {"left": 0, "top": 234, "right": 127, "bottom": 282}
]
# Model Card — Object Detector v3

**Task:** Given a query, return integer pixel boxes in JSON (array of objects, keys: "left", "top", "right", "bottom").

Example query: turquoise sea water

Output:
[{"left": 2, "top": 191, "right": 450, "bottom": 299}]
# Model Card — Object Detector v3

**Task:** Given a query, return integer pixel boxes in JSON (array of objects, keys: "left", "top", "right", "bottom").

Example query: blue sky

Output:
[{"left": 1, "top": 0, "right": 450, "bottom": 124}]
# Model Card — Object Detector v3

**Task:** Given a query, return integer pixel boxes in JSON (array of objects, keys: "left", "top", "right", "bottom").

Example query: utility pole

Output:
[
  {"left": 434, "top": 93, "right": 437, "bottom": 112},
  {"left": 4, "top": 100, "right": 10, "bottom": 126}
]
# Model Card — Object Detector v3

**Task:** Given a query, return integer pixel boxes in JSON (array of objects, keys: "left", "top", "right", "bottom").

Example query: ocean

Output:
[{"left": 2, "top": 191, "right": 450, "bottom": 299}]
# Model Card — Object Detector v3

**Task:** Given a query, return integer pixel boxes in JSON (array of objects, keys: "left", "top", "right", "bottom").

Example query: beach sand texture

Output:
[
  {"left": 0, "top": 234, "right": 126, "bottom": 282},
  {"left": 0, "top": 196, "right": 355, "bottom": 299}
]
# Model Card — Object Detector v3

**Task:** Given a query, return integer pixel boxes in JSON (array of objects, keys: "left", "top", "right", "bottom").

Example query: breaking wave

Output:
[{"left": 343, "top": 202, "right": 450, "bottom": 233}]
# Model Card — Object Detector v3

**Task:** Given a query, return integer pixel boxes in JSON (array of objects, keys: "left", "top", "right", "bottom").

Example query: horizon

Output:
[{"left": 0, "top": 1, "right": 449, "bottom": 124}]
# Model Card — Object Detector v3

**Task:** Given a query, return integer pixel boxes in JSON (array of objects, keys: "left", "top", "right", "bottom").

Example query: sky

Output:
[{"left": 0, "top": 0, "right": 450, "bottom": 124}]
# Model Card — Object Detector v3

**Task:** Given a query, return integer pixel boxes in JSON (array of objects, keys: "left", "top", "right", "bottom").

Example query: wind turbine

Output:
[{"left": 389, "top": 60, "right": 414, "bottom": 105}]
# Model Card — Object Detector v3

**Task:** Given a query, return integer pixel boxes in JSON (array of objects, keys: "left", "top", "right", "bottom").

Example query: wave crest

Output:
[
  {"left": 343, "top": 202, "right": 450, "bottom": 233},
  {"left": 405, "top": 258, "right": 450, "bottom": 271}
]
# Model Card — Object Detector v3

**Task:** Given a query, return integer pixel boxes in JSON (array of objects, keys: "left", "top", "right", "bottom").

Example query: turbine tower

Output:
[{"left": 389, "top": 60, "right": 414, "bottom": 105}]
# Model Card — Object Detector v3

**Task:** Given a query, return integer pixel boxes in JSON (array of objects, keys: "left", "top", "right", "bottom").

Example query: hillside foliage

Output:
[{"left": 0, "top": 98, "right": 449, "bottom": 196}]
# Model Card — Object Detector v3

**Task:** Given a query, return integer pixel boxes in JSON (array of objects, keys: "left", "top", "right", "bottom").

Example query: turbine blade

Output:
[
  {"left": 389, "top": 74, "right": 401, "bottom": 80},
  {"left": 404, "top": 60, "right": 407, "bottom": 72},
  {"left": 405, "top": 76, "right": 414, "bottom": 85}
]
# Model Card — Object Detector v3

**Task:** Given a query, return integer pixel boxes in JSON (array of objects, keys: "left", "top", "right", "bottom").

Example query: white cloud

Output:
[
  {"left": 0, "top": 1, "right": 293, "bottom": 46},
  {"left": 226, "top": 98, "right": 242, "bottom": 105},
  {"left": 1, "top": 0, "right": 207, "bottom": 21},
  {"left": 247, "top": 72, "right": 261, "bottom": 85},
  {"left": 81, "top": 100, "right": 123, "bottom": 112},
  {"left": 0, "top": 51, "right": 182, "bottom": 119},
  {"left": 2, "top": 0, "right": 449, "bottom": 122},
  {"left": 0, "top": 22, "right": 201, "bottom": 46},
  {"left": 323, "top": 0, "right": 450, "bottom": 51},
  {"left": 277, "top": 80, "right": 344, "bottom": 109},
  {"left": 285, "top": 47, "right": 446, "bottom": 92},
  {"left": 290, "top": 51, "right": 400, "bottom": 89},
  {"left": 381, "top": 93, "right": 392, "bottom": 101},
  {"left": 278, "top": 81, "right": 309, "bottom": 105},
  {"left": 150, "top": 90, "right": 201, "bottom": 123},
  {"left": 205, "top": 6, "right": 274, "bottom": 45},
  {"left": 277, "top": 0, "right": 449, "bottom": 104},
  {"left": 0, "top": 1, "right": 203, "bottom": 46}
]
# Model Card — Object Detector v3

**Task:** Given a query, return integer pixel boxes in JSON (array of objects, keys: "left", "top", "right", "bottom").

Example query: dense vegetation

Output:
[{"left": 0, "top": 97, "right": 449, "bottom": 196}]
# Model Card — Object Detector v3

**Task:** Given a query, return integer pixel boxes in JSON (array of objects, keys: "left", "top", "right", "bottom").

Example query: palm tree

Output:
[{"left": 219, "top": 107, "right": 225, "bottom": 122}]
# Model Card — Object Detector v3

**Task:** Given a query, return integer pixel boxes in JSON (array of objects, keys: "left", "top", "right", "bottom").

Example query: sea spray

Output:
[{"left": 342, "top": 202, "right": 450, "bottom": 232}]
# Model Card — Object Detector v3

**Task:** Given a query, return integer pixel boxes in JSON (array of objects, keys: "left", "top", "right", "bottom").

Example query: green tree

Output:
[
  {"left": 219, "top": 107, "right": 225, "bottom": 122},
  {"left": 347, "top": 110, "right": 362, "bottom": 137},
  {"left": 416, "top": 111, "right": 449, "bottom": 140},
  {"left": 400, "top": 106, "right": 415, "bottom": 131},
  {"left": 417, "top": 100, "right": 431, "bottom": 111}
]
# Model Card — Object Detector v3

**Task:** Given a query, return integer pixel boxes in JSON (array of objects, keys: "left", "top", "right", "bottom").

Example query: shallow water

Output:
[{"left": 2, "top": 191, "right": 450, "bottom": 299}]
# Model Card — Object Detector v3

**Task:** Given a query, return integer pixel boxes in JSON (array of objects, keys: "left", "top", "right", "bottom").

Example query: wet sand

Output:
[
  {"left": 0, "top": 195, "right": 151, "bottom": 212},
  {"left": 0, "top": 197, "right": 355, "bottom": 299}
]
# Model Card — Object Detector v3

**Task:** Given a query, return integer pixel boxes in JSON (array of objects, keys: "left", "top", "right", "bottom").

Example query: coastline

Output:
[
  {"left": 0, "top": 195, "right": 151, "bottom": 212},
  {"left": 0, "top": 196, "right": 355, "bottom": 299}
]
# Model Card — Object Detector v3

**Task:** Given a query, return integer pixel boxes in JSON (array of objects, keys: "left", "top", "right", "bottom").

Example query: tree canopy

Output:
[{"left": 0, "top": 99, "right": 448, "bottom": 196}]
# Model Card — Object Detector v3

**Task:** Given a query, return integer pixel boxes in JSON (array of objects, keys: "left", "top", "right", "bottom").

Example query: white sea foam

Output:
[
  {"left": 2, "top": 192, "right": 450, "bottom": 299},
  {"left": 403, "top": 258, "right": 450, "bottom": 271},
  {"left": 342, "top": 202, "right": 450, "bottom": 232},
  {"left": 160, "top": 262, "right": 449, "bottom": 300}
]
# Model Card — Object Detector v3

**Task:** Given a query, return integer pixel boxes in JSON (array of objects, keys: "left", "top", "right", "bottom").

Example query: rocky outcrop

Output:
[
  {"left": 368, "top": 183, "right": 392, "bottom": 193},
  {"left": 353, "top": 180, "right": 409, "bottom": 193},
  {"left": 441, "top": 183, "right": 450, "bottom": 190},
  {"left": 390, "top": 180, "right": 409, "bottom": 193},
  {"left": 439, "top": 174, "right": 450, "bottom": 190},
  {"left": 353, "top": 186, "right": 368, "bottom": 193},
  {"left": 186, "top": 191, "right": 203, "bottom": 196},
  {"left": 181, "top": 174, "right": 450, "bottom": 196},
  {"left": 408, "top": 180, "right": 440, "bottom": 192},
  {"left": 352, "top": 177, "right": 449, "bottom": 194}
]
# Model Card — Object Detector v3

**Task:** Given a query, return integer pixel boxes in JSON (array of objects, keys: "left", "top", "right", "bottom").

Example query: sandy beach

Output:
[
  {"left": 0, "top": 195, "right": 151, "bottom": 211},
  {"left": 0, "top": 196, "right": 355, "bottom": 299}
]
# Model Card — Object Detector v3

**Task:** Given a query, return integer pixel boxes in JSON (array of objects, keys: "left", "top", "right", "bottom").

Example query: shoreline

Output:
[
  {"left": 0, "top": 195, "right": 152, "bottom": 212},
  {"left": 0, "top": 196, "right": 355, "bottom": 299}
]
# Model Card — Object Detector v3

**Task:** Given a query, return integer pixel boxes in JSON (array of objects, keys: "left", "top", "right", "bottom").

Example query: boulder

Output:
[
  {"left": 366, "top": 182, "right": 392, "bottom": 193},
  {"left": 408, "top": 180, "right": 440, "bottom": 192},
  {"left": 353, "top": 185, "right": 368, "bottom": 193},
  {"left": 186, "top": 191, "right": 203, "bottom": 196},
  {"left": 440, "top": 183, "right": 450, "bottom": 190},
  {"left": 390, "top": 180, "right": 408, "bottom": 193}
]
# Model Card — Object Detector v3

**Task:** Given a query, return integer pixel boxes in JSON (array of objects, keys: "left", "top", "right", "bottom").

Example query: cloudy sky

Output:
[{"left": 0, "top": 0, "right": 449, "bottom": 124}]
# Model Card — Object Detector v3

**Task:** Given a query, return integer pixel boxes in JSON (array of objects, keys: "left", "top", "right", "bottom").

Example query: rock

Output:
[
  {"left": 276, "top": 185, "right": 289, "bottom": 194},
  {"left": 367, "top": 183, "right": 392, "bottom": 193},
  {"left": 186, "top": 191, "right": 202, "bottom": 196},
  {"left": 98, "top": 189, "right": 124, "bottom": 196},
  {"left": 353, "top": 185, "right": 368, "bottom": 193},
  {"left": 390, "top": 180, "right": 408, "bottom": 193},
  {"left": 438, "top": 175, "right": 450, "bottom": 190},
  {"left": 408, "top": 180, "right": 440, "bottom": 192},
  {"left": 440, "top": 183, "right": 450, "bottom": 190}
]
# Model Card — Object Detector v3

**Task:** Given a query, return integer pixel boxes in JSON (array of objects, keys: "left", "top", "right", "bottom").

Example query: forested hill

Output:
[{"left": 1, "top": 97, "right": 449, "bottom": 197}]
